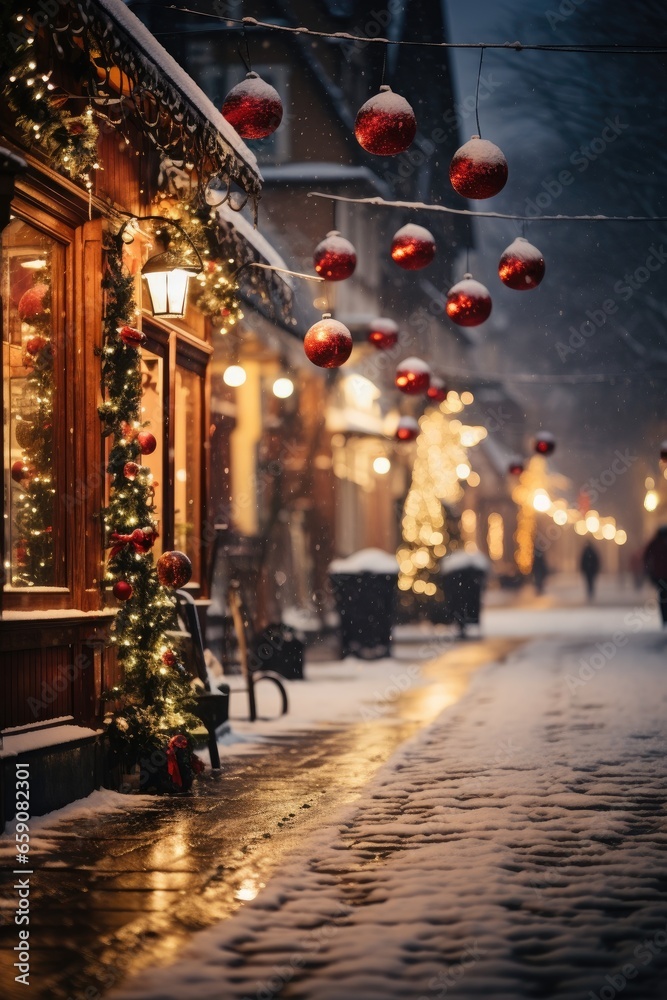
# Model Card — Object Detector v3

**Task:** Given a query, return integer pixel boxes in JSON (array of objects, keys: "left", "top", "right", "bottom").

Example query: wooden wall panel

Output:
[{"left": 0, "top": 644, "right": 74, "bottom": 729}]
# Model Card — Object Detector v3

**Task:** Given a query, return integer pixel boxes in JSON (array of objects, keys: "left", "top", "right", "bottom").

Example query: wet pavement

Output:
[{"left": 0, "top": 637, "right": 518, "bottom": 1000}]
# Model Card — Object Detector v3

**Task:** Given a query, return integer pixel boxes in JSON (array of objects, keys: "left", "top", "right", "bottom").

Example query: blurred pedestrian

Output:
[
  {"left": 532, "top": 548, "right": 548, "bottom": 595},
  {"left": 580, "top": 542, "right": 600, "bottom": 601},
  {"left": 643, "top": 525, "right": 667, "bottom": 626}
]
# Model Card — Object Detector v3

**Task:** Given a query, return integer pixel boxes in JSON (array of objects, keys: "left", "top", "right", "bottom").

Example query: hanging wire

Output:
[
  {"left": 238, "top": 24, "right": 252, "bottom": 73},
  {"left": 143, "top": 8, "right": 667, "bottom": 53},
  {"left": 380, "top": 42, "right": 387, "bottom": 88},
  {"left": 474, "top": 47, "right": 485, "bottom": 137},
  {"left": 307, "top": 191, "right": 667, "bottom": 223}
]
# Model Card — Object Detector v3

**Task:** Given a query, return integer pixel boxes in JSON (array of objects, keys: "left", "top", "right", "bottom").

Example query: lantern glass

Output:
[{"left": 143, "top": 267, "right": 194, "bottom": 318}]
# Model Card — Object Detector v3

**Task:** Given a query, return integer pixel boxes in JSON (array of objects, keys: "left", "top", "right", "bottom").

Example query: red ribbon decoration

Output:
[
  {"left": 166, "top": 734, "right": 189, "bottom": 788},
  {"left": 109, "top": 526, "right": 157, "bottom": 559}
]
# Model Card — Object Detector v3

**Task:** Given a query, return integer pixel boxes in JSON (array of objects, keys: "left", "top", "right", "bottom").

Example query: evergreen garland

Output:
[
  {"left": 100, "top": 238, "right": 199, "bottom": 768},
  {"left": 11, "top": 276, "right": 56, "bottom": 587}
]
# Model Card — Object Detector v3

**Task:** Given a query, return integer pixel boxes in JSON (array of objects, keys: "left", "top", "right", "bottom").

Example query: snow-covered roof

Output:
[
  {"left": 55, "top": 0, "right": 262, "bottom": 207},
  {"left": 260, "top": 163, "right": 391, "bottom": 196},
  {"left": 329, "top": 549, "right": 399, "bottom": 575},
  {"left": 440, "top": 550, "right": 490, "bottom": 575}
]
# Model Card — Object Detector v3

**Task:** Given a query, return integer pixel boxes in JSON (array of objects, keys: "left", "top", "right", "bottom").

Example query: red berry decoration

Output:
[
  {"left": 137, "top": 431, "right": 157, "bottom": 455},
  {"left": 25, "top": 335, "right": 48, "bottom": 356},
  {"left": 368, "top": 317, "right": 399, "bottom": 350},
  {"left": 221, "top": 71, "right": 283, "bottom": 139},
  {"left": 426, "top": 377, "right": 448, "bottom": 403},
  {"left": 156, "top": 550, "right": 193, "bottom": 589},
  {"left": 123, "top": 461, "right": 140, "bottom": 480},
  {"left": 660, "top": 441, "right": 667, "bottom": 463},
  {"left": 18, "top": 282, "right": 49, "bottom": 321},
  {"left": 304, "top": 314, "right": 353, "bottom": 369},
  {"left": 118, "top": 325, "right": 147, "bottom": 348},
  {"left": 535, "top": 432, "right": 556, "bottom": 457},
  {"left": 450, "top": 135, "right": 508, "bottom": 200},
  {"left": 313, "top": 231, "right": 357, "bottom": 282},
  {"left": 162, "top": 649, "right": 177, "bottom": 667},
  {"left": 508, "top": 459, "right": 524, "bottom": 476},
  {"left": 391, "top": 224, "right": 436, "bottom": 271},
  {"left": 395, "top": 416, "right": 420, "bottom": 442},
  {"left": 395, "top": 357, "right": 431, "bottom": 395},
  {"left": 498, "top": 237, "right": 546, "bottom": 291},
  {"left": 113, "top": 580, "right": 133, "bottom": 602},
  {"left": 354, "top": 85, "right": 417, "bottom": 156},
  {"left": 446, "top": 274, "right": 492, "bottom": 327},
  {"left": 11, "top": 459, "right": 30, "bottom": 483}
]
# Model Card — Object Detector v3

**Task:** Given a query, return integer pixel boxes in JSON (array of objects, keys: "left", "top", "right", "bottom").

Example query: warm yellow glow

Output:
[
  {"left": 575, "top": 519, "right": 588, "bottom": 535},
  {"left": 615, "top": 529, "right": 627, "bottom": 545},
  {"left": 586, "top": 513, "right": 600, "bottom": 532},
  {"left": 532, "top": 490, "right": 551, "bottom": 513},
  {"left": 487, "top": 512, "right": 504, "bottom": 561},
  {"left": 467, "top": 471, "right": 480, "bottom": 487},
  {"left": 461, "top": 509, "right": 477, "bottom": 535},
  {"left": 223, "top": 364, "right": 246, "bottom": 387},
  {"left": 235, "top": 878, "right": 260, "bottom": 902},
  {"left": 645, "top": 477, "right": 655, "bottom": 488},
  {"left": 460, "top": 391, "right": 474, "bottom": 405},
  {"left": 456, "top": 462, "right": 471, "bottom": 479},
  {"left": 644, "top": 490, "right": 659, "bottom": 512},
  {"left": 553, "top": 509, "right": 568, "bottom": 526},
  {"left": 602, "top": 523, "right": 616, "bottom": 540},
  {"left": 344, "top": 374, "right": 380, "bottom": 409},
  {"left": 373, "top": 456, "right": 391, "bottom": 475},
  {"left": 272, "top": 377, "right": 294, "bottom": 398}
]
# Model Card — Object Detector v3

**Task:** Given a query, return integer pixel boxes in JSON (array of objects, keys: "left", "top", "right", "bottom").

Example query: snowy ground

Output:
[{"left": 110, "top": 599, "right": 667, "bottom": 1000}]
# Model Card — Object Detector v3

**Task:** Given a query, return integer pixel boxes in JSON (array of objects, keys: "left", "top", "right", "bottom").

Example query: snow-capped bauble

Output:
[
  {"left": 426, "top": 377, "right": 448, "bottom": 403},
  {"left": 113, "top": 580, "right": 133, "bottom": 602},
  {"left": 313, "top": 231, "right": 357, "bottom": 281},
  {"left": 498, "top": 237, "right": 545, "bottom": 291},
  {"left": 136, "top": 431, "right": 157, "bottom": 455},
  {"left": 156, "top": 550, "right": 193, "bottom": 589},
  {"left": 118, "top": 325, "right": 147, "bottom": 348},
  {"left": 162, "top": 649, "right": 177, "bottom": 667},
  {"left": 660, "top": 440, "right": 667, "bottom": 462},
  {"left": 24, "top": 335, "right": 48, "bottom": 356},
  {"left": 446, "top": 274, "right": 492, "bottom": 327},
  {"left": 395, "top": 416, "right": 420, "bottom": 442},
  {"left": 391, "top": 224, "right": 436, "bottom": 270},
  {"left": 368, "top": 317, "right": 399, "bottom": 350},
  {"left": 508, "top": 459, "right": 524, "bottom": 476},
  {"left": 534, "top": 432, "right": 556, "bottom": 456},
  {"left": 221, "top": 71, "right": 283, "bottom": 139},
  {"left": 123, "top": 461, "right": 140, "bottom": 480},
  {"left": 354, "top": 85, "right": 417, "bottom": 156},
  {"left": 395, "top": 357, "right": 431, "bottom": 395},
  {"left": 449, "top": 136, "right": 508, "bottom": 199},
  {"left": 304, "top": 315, "right": 353, "bottom": 368},
  {"left": 18, "top": 283, "right": 49, "bottom": 321}
]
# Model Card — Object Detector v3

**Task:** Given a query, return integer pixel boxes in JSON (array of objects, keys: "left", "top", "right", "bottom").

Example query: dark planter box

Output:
[
  {"left": 440, "top": 568, "right": 485, "bottom": 633},
  {"left": 330, "top": 572, "right": 397, "bottom": 659},
  {"left": 252, "top": 624, "right": 305, "bottom": 680}
]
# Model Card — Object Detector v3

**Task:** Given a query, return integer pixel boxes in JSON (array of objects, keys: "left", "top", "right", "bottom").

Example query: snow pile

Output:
[
  {"left": 0, "top": 724, "right": 100, "bottom": 758},
  {"left": 441, "top": 550, "right": 490, "bottom": 575},
  {"left": 111, "top": 632, "right": 667, "bottom": 999},
  {"left": 329, "top": 548, "right": 398, "bottom": 574}
]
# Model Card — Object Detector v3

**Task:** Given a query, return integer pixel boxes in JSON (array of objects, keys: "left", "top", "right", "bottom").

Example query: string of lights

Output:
[{"left": 150, "top": 7, "right": 667, "bottom": 54}]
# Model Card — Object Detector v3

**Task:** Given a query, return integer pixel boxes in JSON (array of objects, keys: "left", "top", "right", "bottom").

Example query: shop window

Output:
[
  {"left": 173, "top": 363, "right": 202, "bottom": 584},
  {"left": 139, "top": 348, "right": 165, "bottom": 559},
  {"left": 2, "top": 219, "right": 66, "bottom": 591}
]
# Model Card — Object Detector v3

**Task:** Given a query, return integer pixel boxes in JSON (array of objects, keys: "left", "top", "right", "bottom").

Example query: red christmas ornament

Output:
[
  {"left": 508, "top": 459, "right": 524, "bottom": 476},
  {"left": 450, "top": 135, "right": 508, "bottom": 200},
  {"left": 391, "top": 224, "right": 436, "bottom": 271},
  {"left": 118, "top": 325, "right": 147, "bottom": 348},
  {"left": 426, "top": 377, "right": 448, "bottom": 403},
  {"left": 395, "top": 357, "right": 431, "bottom": 395},
  {"left": 123, "top": 461, "right": 140, "bottom": 480},
  {"left": 11, "top": 460, "right": 30, "bottom": 484},
  {"left": 24, "top": 335, "right": 48, "bottom": 356},
  {"left": 313, "top": 231, "right": 357, "bottom": 282},
  {"left": 304, "top": 315, "right": 353, "bottom": 369},
  {"left": 156, "top": 550, "right": 193, "bottom": 589},
  {"left": 446, "top": 274, "right": 492, "bottom": 327},
  {"left": 534, "top": 432, "right": 556, "bottom": 457},
  {"left": 395, "top": 416, "right": 420, "bottom": 442},
  {"left": 113, "top": 580, "right": 133, "bottom": 602},
  {"left": 221, "top": 71, "right": 283, "bottom": 139},
  {"left": 162, "top": 649, "right": 177, "bottom": 667},
  {"left": 660, "top": 440, "right": 667, "bottom": 463},
  {"left": 15, "top": 540, "right": 28, "bottom": 565},
  {"left": 354, "top": 85, "right": 417, "bottom": 156},
  {"left": 137, "top": 431, "right": 157, "bottom": 455},
  {"left": 368, "top": 317, "right": 399, "bottom": 350},
  {"left": 120, "top": 421, "right": 138, "bottom": 442},
  {"left": 109, "top": 526, "right": 158, "bottom": 559},
  {"left": 18, "top": 282, "right": 49, "bottom": 321},
  {"left": 498, "top": 237, "right": 546, "bottom": 291}
]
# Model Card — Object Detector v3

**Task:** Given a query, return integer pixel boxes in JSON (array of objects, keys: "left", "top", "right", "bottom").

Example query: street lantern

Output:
[{"left": 142, "top": 252, "right": 201, "bottom": 318}]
